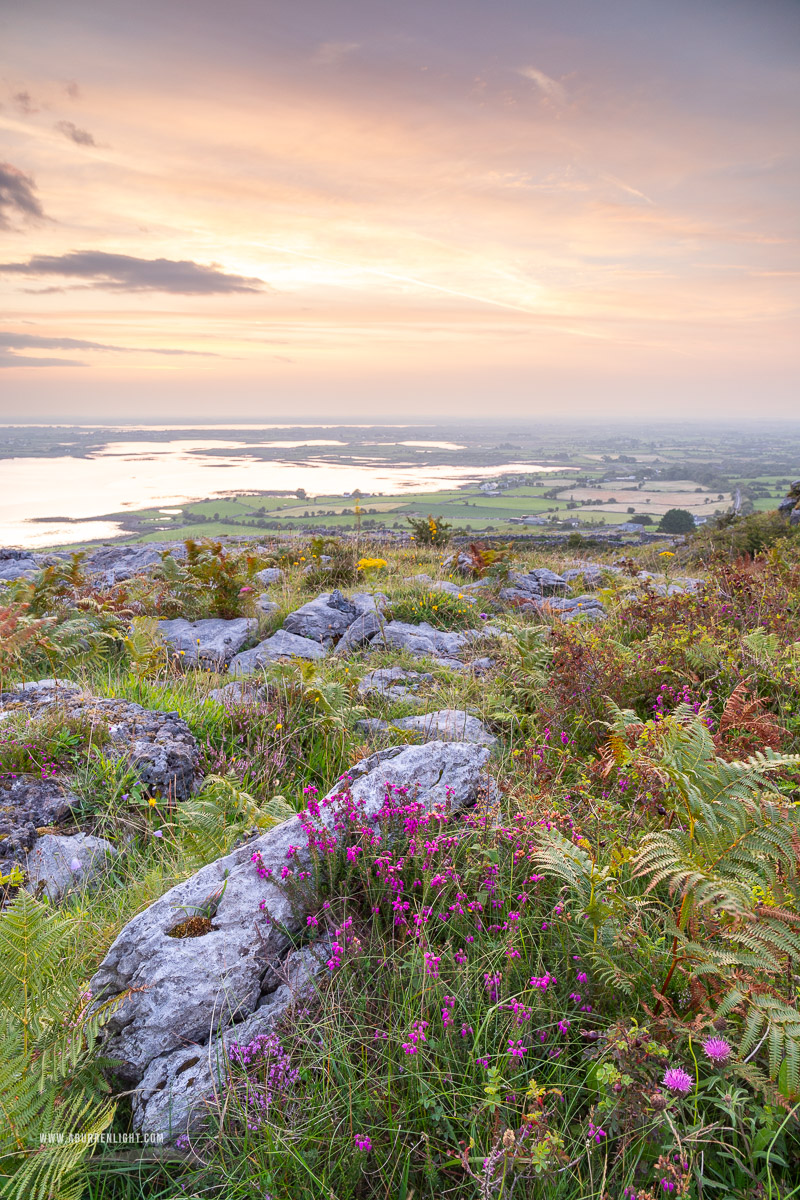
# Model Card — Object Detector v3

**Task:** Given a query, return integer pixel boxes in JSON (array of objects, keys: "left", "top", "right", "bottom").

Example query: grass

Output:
[{"left": 3, "top": 527, "right": 800, "bottom": 1198}]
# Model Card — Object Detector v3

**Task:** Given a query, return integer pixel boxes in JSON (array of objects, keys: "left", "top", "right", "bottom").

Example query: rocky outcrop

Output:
[
  {"left": 369, "top": 620, "right": 504, "bottom": 665},
  {"left": 157, "top": 618, "right": 258, "bottom": 669},
  {"left": 254, "top": 595, "right": 279, "bottom": 618},
  {"left": 131, "top": 945, "right": 326, "bottom": 1138},
  {"left": 0, "top": 549, "right": 40, "bottom": 582},
  {"left": 254, "top": 567, "right": 285, "bottom": 586},
  {"left": 229, "top": 628, "right": 328, "bottom": 673},
  {"left": 358, "top": 708, "right": 497, "bottom": 746},
  {"left": 0, "top": 777, "right": 81, "bottom": 876},
  {"left": 357, "top": 666, "right": 433, "bottom": 702},
  {"left": 84, "top": 542, "right": 186, "bottom": 584},
  {"left": 89, "top": 740, "right": 491, "bottom": 1138},
  {"left": 282, "top": 589, "right": 357, "bottom": 644},
  {"left": 0, "top": 682, "right": 201, "bottom": 801}
]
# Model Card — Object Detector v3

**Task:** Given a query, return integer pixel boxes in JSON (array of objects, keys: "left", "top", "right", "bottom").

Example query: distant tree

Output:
[
  {"left": 295, "top": 488, "right": 307, "bottom": 500},
  {"left": 659, "top": 508, "right": 695, "bottom": 534}
]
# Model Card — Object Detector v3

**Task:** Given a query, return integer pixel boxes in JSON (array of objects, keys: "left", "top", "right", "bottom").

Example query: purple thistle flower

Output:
[
  {"left": 662, "top": 1067, "right": 693, "bottom": 1094},
  {"left": 702, "top": 1036, "right": 732, "bottom": 1063}
]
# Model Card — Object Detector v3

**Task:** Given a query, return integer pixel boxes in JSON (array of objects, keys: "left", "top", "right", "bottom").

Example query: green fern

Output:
[
  {"left": 0, "top": 892, "right": 128, "bottom": 1200},
  {"left": 534, "top": 709, "right": 800, "bottom": 1095},
  {"left": 175, "top": 774, "right": 297, "bottom": 864}
]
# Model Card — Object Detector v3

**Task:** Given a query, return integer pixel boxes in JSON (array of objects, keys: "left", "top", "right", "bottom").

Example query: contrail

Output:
[{"left": 249, "top": 241, "right": 544, "bottom": 317}]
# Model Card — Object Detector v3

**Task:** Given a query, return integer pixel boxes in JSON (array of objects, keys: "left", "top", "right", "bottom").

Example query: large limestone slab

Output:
[
  {"left": 228, "top": 628, "right": 328, "bottom": 673},
  {"left": 90, "top": 740, "right": 491, "bottom": 1098},
  {"left": 157, "top": 618, "right": 257, "bottom": 669},
  {"left": 281, "top": 589, "right": 356, "bottom": 643}
]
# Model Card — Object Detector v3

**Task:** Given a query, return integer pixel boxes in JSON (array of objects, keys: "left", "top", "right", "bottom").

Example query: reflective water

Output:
[{"left": 0, "top": 431, "right": 555, "bottom": 547}]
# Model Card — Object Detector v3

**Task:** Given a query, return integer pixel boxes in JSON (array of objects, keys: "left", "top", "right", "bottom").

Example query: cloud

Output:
[
  {"left": 64, "top": 81, "right": 81, "bottom": 100},
  {"left": 0, "top": 351, "right": 84, "bottom": 368},
  {"left": 517, "top": 66, "right": 566, "bottom": 104},
  {"left": 0, "top": 251, "right": 266, "bottom": 294},
  {"left": 54, "top": 120, "right": 97, "bottom": 147},
  {"left": 0, "top": 331, "right": 221, "bottom": 359},
  {"left": 314, "top": 41, "right": 361, "bottom": 65},
  {"left": 12, "top": 90, "right": 39, "bottom": 115},
  {"left": 0, "top": 163, "right": 46, "bottom": 229}
]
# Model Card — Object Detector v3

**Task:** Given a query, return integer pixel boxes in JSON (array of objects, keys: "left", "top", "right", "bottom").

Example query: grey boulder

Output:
[
  {"left": 0, "top": 550, "right": 40, "bottom": 582},
  {"left": 229, "top": 628, "right": 328, "bottom": 673},
  {"left": 90, "top": 739, "right": 491, "bottom": 1136},
  {"left": 157, "top": 618, "right": 258, "bottom": 669},
  {"left": 0, "top": 777, "right": 81, "bottom": 875},
  {"left": 358, "top": 666, "right": 433, "bottom": 702},
  {"left": 254, "top": 594, "right": 279, "bottom": 618},
  {"left": 0, "top": 684, "right": 201, "bottom": 801},
  {"left": 132, "top": 945, "right": 326, "bottom": 1138},
  {"left": 360, "top": 708, "right": 497, "bottom": 746},
  {"left": 254, "top": 567, "right": 285, "bottom": 586},
  {"left": 334, "top": 610, "right": 383, "bottom": 654},
  {"left": 282, "top": 589, "right": 356, "bottom": 643},
  {"left": 26, "top": 832, "right": 117, "bottom": 903},
  {"left": 85, "top": 543, "right": 183, "bottom": 584}
]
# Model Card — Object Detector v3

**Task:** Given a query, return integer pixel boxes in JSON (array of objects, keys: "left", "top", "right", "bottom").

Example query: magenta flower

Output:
[
  {"left": 354, "top": 1134, "right": 372, "bottom": 1152},
  {"left": 702, "top": 1037, "right": 732, "bottom": 1063},
  {"left": 662, "top": 1067, "right": 693, "bottom": 1094}
]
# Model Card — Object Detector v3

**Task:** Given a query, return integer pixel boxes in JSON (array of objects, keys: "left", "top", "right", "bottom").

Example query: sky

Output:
[{"left": 0, "top": 0, "right": 798, "bottom": 421}]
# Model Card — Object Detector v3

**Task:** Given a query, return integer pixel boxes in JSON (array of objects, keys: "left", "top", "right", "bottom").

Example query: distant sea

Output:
[{"left": 0, "top": 424, "right": 554, "bottom": 548}]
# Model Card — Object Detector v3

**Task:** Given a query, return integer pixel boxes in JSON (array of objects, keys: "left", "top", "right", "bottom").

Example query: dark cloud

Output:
[
  {"left": 12, "top": 90, "right": 39, "bottom": 115},
  {"left": 0, "top": 251, "right": 266, "bottom": 294},
  {"left": 0, "top": 331, "right": 221, "bottom": 357},
  {"left": 0, "top": 163, "right": 46, "bottom": 229},
  {"left": 0, "top": 352, "right": 83, "bottom": 368},
  {"left": 54, "top": 120, "right": 97, "bottom": 146},
  {"left": 64, "top": 81, "right": 81, "bottom": 100}
]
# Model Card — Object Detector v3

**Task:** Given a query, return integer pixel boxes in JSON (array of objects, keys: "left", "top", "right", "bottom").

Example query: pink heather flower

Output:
[
  {"left": 702, "top": 1037, "right": 732, "bottom": 1063},
  {"left": 354, "top": 1135, "right": 372, "bottom": 1152},
  {"left": 662, "top": 1067, "right": 693, "bottom": 1094}
]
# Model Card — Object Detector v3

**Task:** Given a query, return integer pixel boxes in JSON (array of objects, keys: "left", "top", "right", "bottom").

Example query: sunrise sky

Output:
[{"left": 1, "top": 0, "right": 798, "bottom": 420}]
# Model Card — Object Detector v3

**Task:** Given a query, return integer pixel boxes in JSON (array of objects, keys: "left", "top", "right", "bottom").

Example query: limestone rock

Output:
[
  {"left": 0, "top": 777, "right": 81, "bottom": 875},
  {"left": 157, "top": 618, "right": 258, "bottom": 669},
  {"left": 334, "top": 610, "right": 383, "bottom": 654},
  {"left": 0, "top": 550, "right": 40, "bottom": 582},
  {"left": 26, "top": 832, "right": 117, "bottom": 903},
  {"left": 84, "top": 543, "right": 184, "bottom": 585},
  {"left": 131, "top": 945, "right": 327, "bottom": 1138},
  {"left": 360, "top": 709, "right": 497, "bottom": 746},
  {"left": 229, "top": 629, "right": 328, "bottom": 674},
  {"left": 254, "top": 567, "right": 285, "bottom": 586},
  {"left": 0, "top": 683, "right": 201, "bottom": 801},
  {"left": 357, "top": 667, "right": 433, "bottom": 702},
  {"left": 254, "top": 594, "right": 279, "bottom": 618},
  {"left": 90, "top": 740, "right": 491, "bottom": 1105},
  {"left": 282, "top": 589, "right": 356, "bottom": 643}
]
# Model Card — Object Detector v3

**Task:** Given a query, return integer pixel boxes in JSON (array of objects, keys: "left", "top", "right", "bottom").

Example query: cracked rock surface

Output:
[
  {"left": 89, "top": 739, "right": 491, "bottom": 1137},
  {"left": 0, "top": 681, "right": 201, "bottom": 802}
]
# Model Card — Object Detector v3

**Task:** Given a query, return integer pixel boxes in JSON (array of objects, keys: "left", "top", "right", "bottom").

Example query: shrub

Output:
[
  {"left": 407, "top": 514, "right": 452, "bottom": 546},
  {"left": 658, "top": 508, "right": 695, "bottom": 534}
]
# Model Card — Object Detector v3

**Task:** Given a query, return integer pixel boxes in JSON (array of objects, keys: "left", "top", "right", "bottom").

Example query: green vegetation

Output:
[{"left": 2, "top": 517, "right": 800, "bottom": 1198}]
